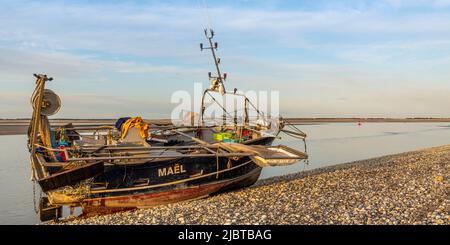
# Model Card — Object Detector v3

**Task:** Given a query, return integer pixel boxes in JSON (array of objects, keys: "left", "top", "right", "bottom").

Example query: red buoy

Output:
[{"left": 58, "top": 145, "right": 68, "bottom": 162}]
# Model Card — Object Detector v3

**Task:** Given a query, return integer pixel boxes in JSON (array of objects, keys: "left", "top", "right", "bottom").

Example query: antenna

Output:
[{"left": 200, "top": 28, "right": 226, "bottom": 86}]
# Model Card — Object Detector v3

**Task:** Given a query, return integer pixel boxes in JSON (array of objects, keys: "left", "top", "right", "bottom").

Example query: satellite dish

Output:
[{"left": 41, "top": 89, "right": 61, "bottom": 116}]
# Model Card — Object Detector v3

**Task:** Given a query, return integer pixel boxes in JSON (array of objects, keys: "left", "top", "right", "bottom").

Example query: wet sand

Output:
[
  {"left": 55, "top": 145, "right": 449, "bottom": 225},
  {"left": 2, "top": 118, "right": 450, "bottom": 135},
  {"left": 0, "top": 119, "right": 171, "bottom": 135}
]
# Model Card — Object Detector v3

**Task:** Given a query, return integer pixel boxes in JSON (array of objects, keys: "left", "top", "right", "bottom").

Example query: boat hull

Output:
[
  {"left": 79, "top": 137, "right": 274, "bottom": 216},
  {"left": 81, "top": 167, "right": 261, "bottom": 216}
]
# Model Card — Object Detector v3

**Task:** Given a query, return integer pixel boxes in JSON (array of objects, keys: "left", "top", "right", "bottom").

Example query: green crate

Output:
[{"left": 213, "top": 133, "right": 233, "bottom": 141}]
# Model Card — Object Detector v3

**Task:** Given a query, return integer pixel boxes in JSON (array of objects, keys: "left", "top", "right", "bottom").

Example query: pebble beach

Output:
[{"left": 56, "top": 145, "right": 449, "bottom": 225}]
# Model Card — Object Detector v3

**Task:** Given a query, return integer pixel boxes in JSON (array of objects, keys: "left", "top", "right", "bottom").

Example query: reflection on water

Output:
[
  {"left": 0, "top": 135, "right": 39, "bottom": 225},
  {"left": 0, "top": 123, "right": 449, "bottom": 224}
]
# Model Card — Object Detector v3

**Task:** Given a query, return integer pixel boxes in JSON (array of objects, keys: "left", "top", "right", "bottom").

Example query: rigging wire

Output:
[{"left": 199, "top": 0, "right": 213, "bottom": 30}]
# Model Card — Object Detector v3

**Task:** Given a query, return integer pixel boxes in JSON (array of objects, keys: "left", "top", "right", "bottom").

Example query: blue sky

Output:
[{"left": 1, "top": 0, "right": 450, "bottom": 118}]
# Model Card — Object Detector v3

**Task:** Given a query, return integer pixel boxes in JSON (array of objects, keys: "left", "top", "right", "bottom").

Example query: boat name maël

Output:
[{"left": 158, "top": 163, "right": 187, "bottom": 177}]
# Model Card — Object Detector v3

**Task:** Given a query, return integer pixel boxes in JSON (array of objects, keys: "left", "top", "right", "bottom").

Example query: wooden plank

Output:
[{"left": 68, "top": 152, "right": 254, "bottom": 162}]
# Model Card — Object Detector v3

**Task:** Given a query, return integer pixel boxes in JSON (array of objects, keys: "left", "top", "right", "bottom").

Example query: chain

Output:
[{"left": 33, "top": 180, "right": 39, "bottom": 214}]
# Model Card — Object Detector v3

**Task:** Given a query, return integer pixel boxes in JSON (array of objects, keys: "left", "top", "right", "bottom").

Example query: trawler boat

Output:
[{"left": 27, "top": 29, "right": 308, "bottom": 221}]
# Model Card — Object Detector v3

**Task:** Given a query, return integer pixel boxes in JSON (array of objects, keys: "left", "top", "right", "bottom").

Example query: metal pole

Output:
[{"left": 207, "top": 33, "right": 222, "bottom": 85}]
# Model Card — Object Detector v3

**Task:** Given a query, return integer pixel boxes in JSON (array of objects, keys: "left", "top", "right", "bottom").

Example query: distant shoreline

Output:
[
  {"left": 1, "top": 118, "right": 450, "bottom": 136},
  {"left": 284, "top": 117, "right": 450, "bottom": 124}
]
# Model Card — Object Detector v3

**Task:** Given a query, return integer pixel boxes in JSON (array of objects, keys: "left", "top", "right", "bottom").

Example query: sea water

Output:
[{"left": 1, "top": 123, "right": 449, "bottom": 224}]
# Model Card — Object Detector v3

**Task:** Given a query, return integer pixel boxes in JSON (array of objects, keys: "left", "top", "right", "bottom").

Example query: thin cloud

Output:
[{"left": 0, "top": 1, "right": 449, "bottom": 118}]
